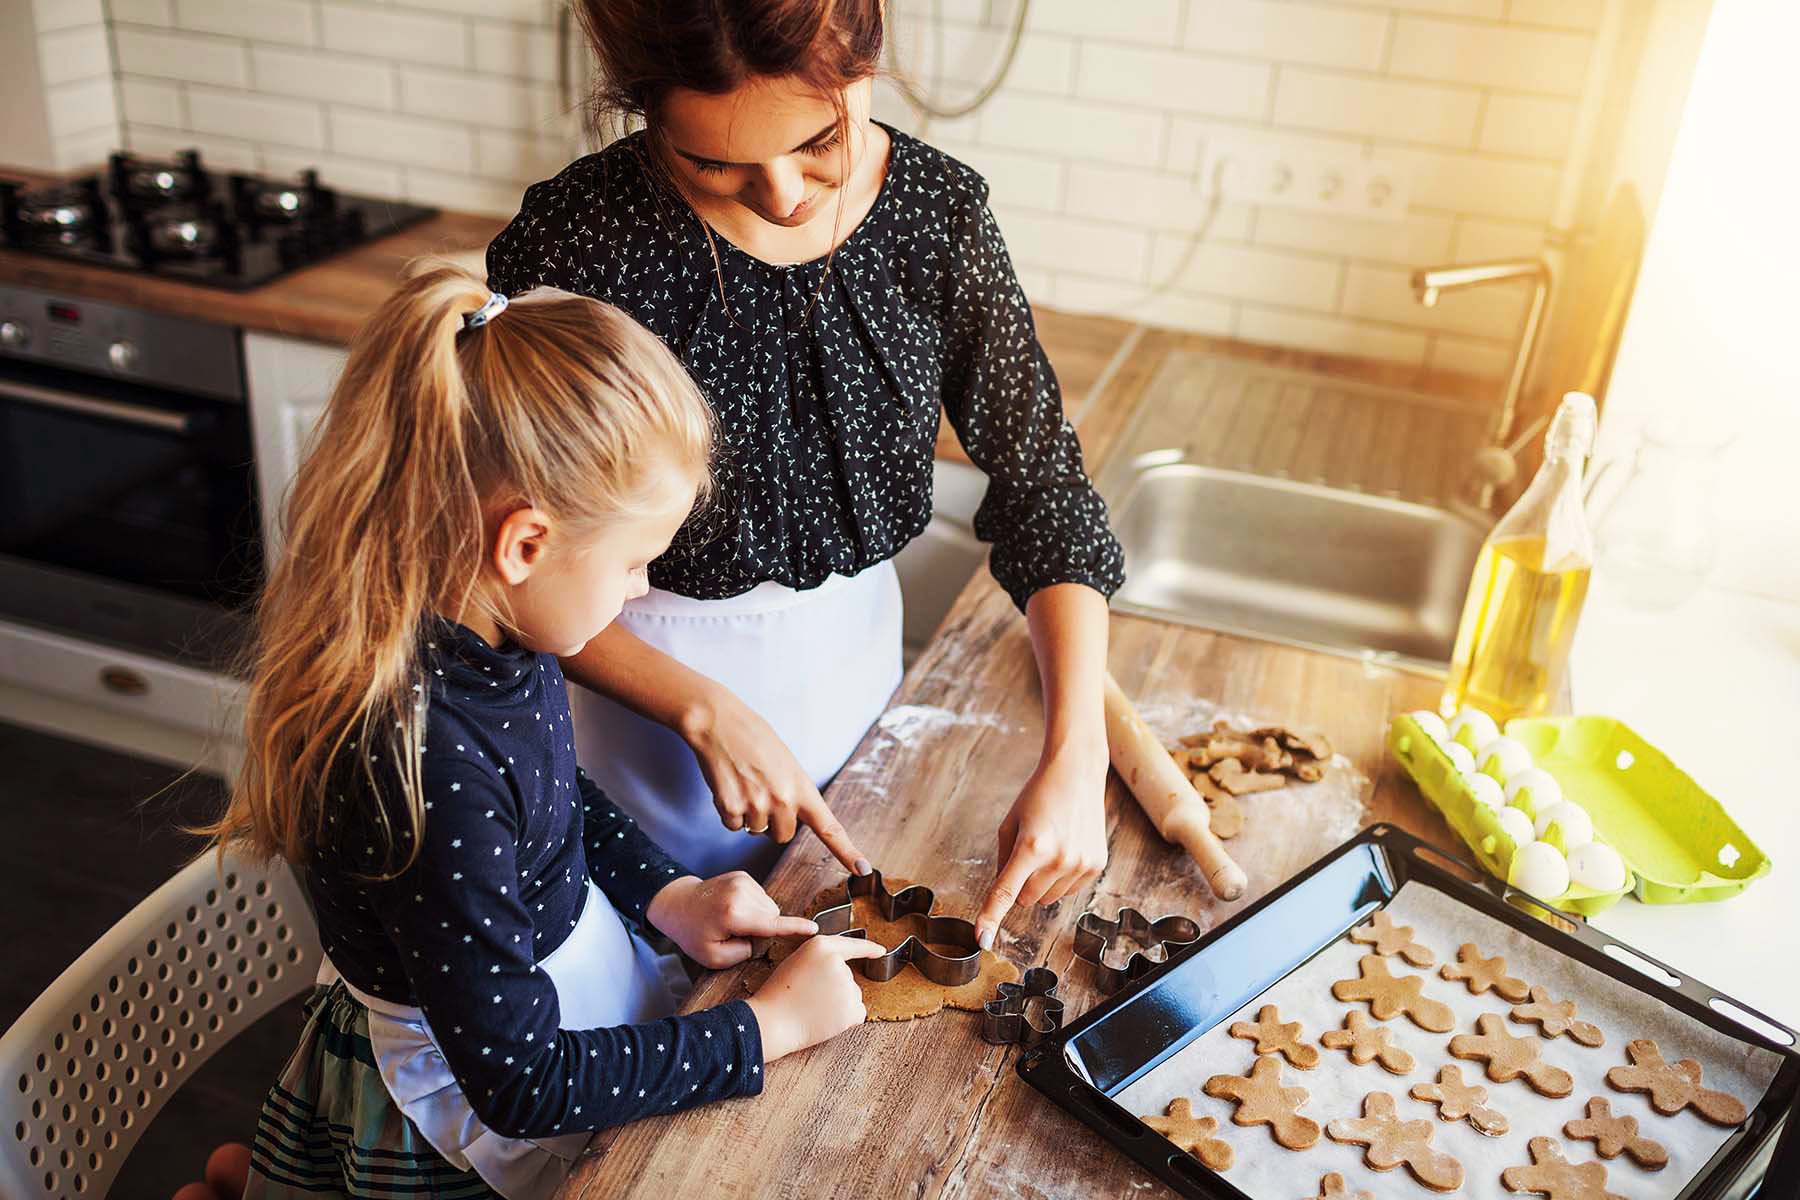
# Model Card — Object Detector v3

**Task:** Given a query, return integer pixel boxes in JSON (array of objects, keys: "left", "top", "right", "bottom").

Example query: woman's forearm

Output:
[
  {"left": 1024, "top": 582, "right": 1110, "bottom": 768},
  {"left": 560, "top": 622, "right": 719, "bottom": 740}
]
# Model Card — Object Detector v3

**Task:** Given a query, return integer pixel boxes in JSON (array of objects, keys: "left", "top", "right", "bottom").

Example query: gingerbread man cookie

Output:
[
  {"left": 1564, "top": 1096, "right": 1669, "bottom": 1170},
  {"left": 1320, "top": 1010, "right": 1416, "bottom": 1074},
  {"left": 1140, "top": 1097, "right": 1234, "bottom": 1171},
  {"left": 1310, "top": 1173, "right": 1374, "bottom": 1200},
  {"left": 1606, "top": 1038, "right": 1747, "bottom": 1126},
  {"left": 1501, "top": 1136, "right": 1627, "bottom": 1200},
  {"left": 1510, "top": 985, "right": 1605, "bottom": 1047},
  {"left": 1349, "top": 909, "right": 1436, "bottom": 967},
  {"left": 1439, "top": 942, "right": 1532, "bottom": 1001},
  {"left": 1450, "top": 1013, "right": 1575, "bottom": 1097},
  {"left": 1325, "top": 1090, "right": 1465, "bottom": 1193},
  {"left": 1202, "top": 1053, "right": 1321, "bottom": 1149},
  {"left": 1331, "top": 955, "right": 1455, "bottom": 1032},
  {"left": 1410, "top": 1063, "right": 1510, "bottom": 1136},
  {"left": 1228, "top": 1004, "right": 1319, "bottom": 1069}
]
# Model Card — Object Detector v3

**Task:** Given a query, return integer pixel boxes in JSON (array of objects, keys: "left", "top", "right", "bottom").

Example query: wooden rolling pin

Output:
[{"left": 1102, "top": 673, "right": 1248, "bottom": 901}]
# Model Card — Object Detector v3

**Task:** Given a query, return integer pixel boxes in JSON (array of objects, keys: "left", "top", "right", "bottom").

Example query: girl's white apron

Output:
[
  {"left": 321, "top": 879, "right": 689, "bottom": 1200},
  {"left": 569, "top": 563, "right": 904, "bottom": 880}
]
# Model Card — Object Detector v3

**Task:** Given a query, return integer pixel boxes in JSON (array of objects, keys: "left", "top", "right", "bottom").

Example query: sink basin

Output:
[{"left": 1106, "top": 461, "right": 1485, "bottom": 670}]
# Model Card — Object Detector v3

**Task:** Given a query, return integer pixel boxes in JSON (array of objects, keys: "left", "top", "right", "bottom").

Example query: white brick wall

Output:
[
  {"left": 88, "top": 0, "right": 1615, "bottom": 379},
  {"left": 33, "top": 0, "right": 120, "bottom": 170}
]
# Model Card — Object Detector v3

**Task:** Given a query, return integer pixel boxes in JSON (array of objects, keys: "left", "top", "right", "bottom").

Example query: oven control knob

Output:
[
  {"left": 0, "top": 320, "right": 29, "bottom": 349},
  {"left": 107, "top": 339, "right": 138, "bottom": 372}
]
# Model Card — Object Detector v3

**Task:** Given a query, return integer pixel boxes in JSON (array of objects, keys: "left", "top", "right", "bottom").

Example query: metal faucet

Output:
[{"left": 1411, "top": 257, "right": 1555, "bottom": 511}]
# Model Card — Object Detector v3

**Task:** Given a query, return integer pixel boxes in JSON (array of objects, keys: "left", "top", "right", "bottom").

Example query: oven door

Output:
[{"left": 0, "top": 359, "right": 261, "bottom": 670}]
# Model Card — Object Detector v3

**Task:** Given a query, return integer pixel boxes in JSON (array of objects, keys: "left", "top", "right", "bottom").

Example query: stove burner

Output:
[{"left": 0, "top": 147, "right": 435, "bottom": 290}]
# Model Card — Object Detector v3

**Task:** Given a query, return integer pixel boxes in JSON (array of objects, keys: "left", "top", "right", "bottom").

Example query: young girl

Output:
[
  {"left": 213, "top": 265, "right": 884, "bottom": 1199},
  {"left": 487, "top": 0, "right": 1123, "bottom": 949}
]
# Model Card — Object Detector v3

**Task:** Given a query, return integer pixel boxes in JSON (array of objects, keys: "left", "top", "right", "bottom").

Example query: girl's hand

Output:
[
  {"left": 645, "top": 872, "right": 818, "bottom": 969},
  {"left": 680, "top": 684, "right": 871, "bottom": 877},
  {"left": 746, "top": 934, "right": 888, "bottom": 1061},
  {"left": 974, "top": 746, "right": 1109, "bottom": 949}
]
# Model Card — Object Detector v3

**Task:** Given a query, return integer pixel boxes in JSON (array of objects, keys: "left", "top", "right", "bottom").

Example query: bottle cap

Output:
[{"left": 1545, "top": 391, "right": 1596, "bottom": 461}]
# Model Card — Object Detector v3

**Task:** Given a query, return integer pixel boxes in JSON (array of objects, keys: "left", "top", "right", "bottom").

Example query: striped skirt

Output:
[{"left": 244, "top": 982, "right": 499, "bottom": 1199}]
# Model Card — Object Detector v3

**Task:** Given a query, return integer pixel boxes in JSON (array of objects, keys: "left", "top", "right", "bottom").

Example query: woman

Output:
[{"left": 485, "top": 0, "right": 1123, "bottom": 948}]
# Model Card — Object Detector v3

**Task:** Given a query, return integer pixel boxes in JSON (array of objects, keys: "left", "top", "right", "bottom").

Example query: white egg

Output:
[
  {"left": 1465, "top": 772, "right": 1506, "bottom": 811},
  {"left": 1509, "top": 841, "right": 1571, "bottom": 899},
  {"left": 1480, "top": 736, "right": 1533, "bottom": 781},
  {"left": 1408, "top": 710, "right": 1451, "bottom": 744},
  {"left": 1534, "top": 800, "right": 1594, "bottom": 848},
  {"left": 1568, "top": 842, "right": 1628, "bottom": 892},
  {"left": 1496, "top": 806, "right": 1536, "bottom": 847},
  {"left": 1504, "top": 767, "right": 1563, "bottom": 810},
  {"left": 1443, "top": 742, "right": 1476, "bottom": 774},
  {"left": 1449, "top": 706, "right": 1501, "bottom": 753}
]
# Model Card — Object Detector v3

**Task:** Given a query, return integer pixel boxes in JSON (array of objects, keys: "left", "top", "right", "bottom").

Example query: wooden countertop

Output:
[{"left": 560, "top": 320, "right": 1471, "bottom": 1198}]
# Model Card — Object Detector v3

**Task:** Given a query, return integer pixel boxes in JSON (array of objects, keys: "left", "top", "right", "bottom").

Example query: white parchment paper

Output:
[{"left": 1115, "top": 881, "right": 1785, "bottom": 1198}]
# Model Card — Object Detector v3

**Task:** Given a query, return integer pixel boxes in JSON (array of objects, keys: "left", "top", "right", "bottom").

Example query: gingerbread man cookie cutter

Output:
[
  {"left": 1073, "top": 906, "right": 1203, "bottom": 994},
  {"left": 811, "top": 869, "right": 982, "bottom": 987},
  {"left": 981, "top": 966, "right": 1064, "bottom": 1047}
]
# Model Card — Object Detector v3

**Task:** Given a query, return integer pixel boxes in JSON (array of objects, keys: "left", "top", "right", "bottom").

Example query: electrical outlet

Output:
[{"left": 1200, "top": 141, "right": 1409, "bottom": 221}]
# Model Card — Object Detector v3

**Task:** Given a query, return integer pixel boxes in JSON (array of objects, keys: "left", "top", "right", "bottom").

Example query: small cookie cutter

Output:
[
  {"left": 1073, "top": 907, "right": 1203, "bottom": 994},
  {"left": 813, "top": 869, "right": 982, "bottom": 987},
  {"left": 981, "top": 966, "right": 1064, "bottom": 1047}
]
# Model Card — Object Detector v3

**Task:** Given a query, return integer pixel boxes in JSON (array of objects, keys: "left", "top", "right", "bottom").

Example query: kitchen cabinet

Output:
[{"left": 243, "top": 330, "right": 344, "bottom": 561}]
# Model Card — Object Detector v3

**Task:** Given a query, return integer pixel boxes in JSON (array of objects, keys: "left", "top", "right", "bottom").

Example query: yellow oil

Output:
[{"left": 1441, "top": 536, "right": 1591, "bottom": 723}]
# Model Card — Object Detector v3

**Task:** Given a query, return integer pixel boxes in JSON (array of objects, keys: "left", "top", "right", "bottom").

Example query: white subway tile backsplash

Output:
[
  {"left": 188, "top": 88, "right": 326, "bottom": 150},
  {"left": 119, "top": 78, "right": 184, "bottom": 128},
  {"left": 1052, "top": 274, "right": 1237, "bottom": 335},
  {"left": 1382, "top": 146, "right": 1561, "bottom": 222},
  {"left": 475, "top": 128, "right": 583, "bottom": 184},
  {"left": 32, "top": 0, "right": 103, "bottom": 32},
  {"left": 1507, "top": 0, "right": 1605, "bottom": 31},
  {"left": 1342, "top": 262, "right": 1527, "bottom": 339},
  {"left": 330, "top": 109, "right": 473, "bottom": 172},
  {"left": 472, "top": 22, "right": 562, "bottom": 82},
  {"left": 319, "top": 4, "right": 467, "bottom": 69},
  {"left": 52, "top": 126, "right": 119, "bottom": 171},
  {"left": 1307, "top": 0, "right": 1500, "bottom": 17},
  {"left": 264, "top": 149, "right": 402, "bottom": 197},
  {"left": 252, "top": 47, "right": 394, "bottom": 110},
  {"left": 1064, "top": 162, "right": 1255, "bottom": 237},
  {"left": 1478, "top": 93, "right": 1576, "bottom": 160},
  {"left": 399, "top": 67, "right": 564, "bottom": 133},
  {"left": 128, "top": 124, "right": 260, "bottom": 170},
  {"left": 1273, "top": 68, "right": 1480, "bottom": 148},
  {"left": 1237, "top": 305, "right": 1430, "bottom": 365},
  {"left": 932, "top": 139, "right": 1066, "bottom": 212},
  {"left": 174, "top": 0, "right": 315, "bottom": 47},
  {"left": 1148, "top": 237, "right": 1343, "bottom": 310},
  {"left": 39, "top": 27, "right": 112, "bottom": 85},
  {"left": 979, "top": 94, "right": 1165, "bottom": 168},
  {"left": 402, "top": 169, "right": 527, "bottom": 217},
  {"left": 993, "top": 207, "right": 1153, "bottom": 281},
  {"left": 1251, "top": 207, "right": 1454, "bottom": 267},
  {"left": 1166, "top": 115, "right": 1354, "bottom": 176},
  {"left": 1026, "top": 0, "right": 1182, "bottom": 45},
  {"left": 107, "top": 0, "right": 173, "bottom": 26},
  {"left": 1078, "top": 45, "right": 1270, "bottom": 121},
  {"left": 45, "top": 77, "right": 119, "bottom": 139},
  {"left": 1452, "top": 218, "right": 1546, "bottom": 262},
  {"left": 1390, "top": 17, "right": 1593, "bottom": 96},
  {"left": 391, "top": 0, "right": 555, "bottom": 24},
  {"left": 1427, "top": 333, "right": 1513, "bottom": 379},
  {"left": 1185, "top": 0, "right": 1390, "bottom": 72},
  {"left": 115, "top": 28, "right": 249, "bottom": 88}
]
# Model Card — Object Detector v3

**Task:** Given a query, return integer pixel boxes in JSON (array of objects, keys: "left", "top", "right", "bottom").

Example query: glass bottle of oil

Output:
[{"left": 1441, "top": 392, "right": 1596, "bottom": 722}]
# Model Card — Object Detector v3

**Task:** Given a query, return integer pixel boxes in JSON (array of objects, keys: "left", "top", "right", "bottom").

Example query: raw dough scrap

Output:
[
  {"left": 1605, "top": 1038, "right": 1748, "bottom": 1126},
  {"left": 1331, "top": 955, "right": 1456, "bottom": 1032},
  {"left": 1349, "top": 909, "right": 1436, "bottom": 967},
  {"left": 1450, "top": 1012, "right": 1575, "bottom": 1097},
  {"left": 1564, "top": 1096, "right": 1669, "bottom": 1170},
  {"left": 1320, "top": 1010, "right": 1416, "bottom": 1075},
  {"left": 1228, "top": 1004, "right": 1319, "bottom": 1069},
  {"left": 1510, "top": 985, "right": 1605, "bottom": 1047},
  {"left": 1410, "top": 1064, "right": 1510, "bottom": 1136},
  {"left": 759, "top": 878, "right": 1020, "bottom": 1022},
  {"left": 1140, "top": 1097, "right": 1234, "bottom": 1171},
  {"left": 1325, "top": 1090, "right": 1465, "bottom": 1193},
  {"left": 1501, "top": 1136, "right": 1628, "bottom": 1200},
  {"left": 1440, "top": 942, "right": 1532, "bottom": 1002},
  {"left": 1310, "top": 1174, "right": 1374, "bottom": 1200},
  {"left": 1202, "top": 1053, "right": 1322, "bottom": 1149}
]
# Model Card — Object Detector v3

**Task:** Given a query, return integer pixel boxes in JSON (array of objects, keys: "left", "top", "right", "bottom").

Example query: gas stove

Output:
[{"left": 0, "top": 148, "right": 436, "bottom": 290}]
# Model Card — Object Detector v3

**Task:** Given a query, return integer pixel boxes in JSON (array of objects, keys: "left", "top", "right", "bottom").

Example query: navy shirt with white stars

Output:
[
  {"left": 304, "top": 621, "right": 763, "bottom": 1139},
  {"left": 485, "top": 122, "right": 1125, "bottom": 611}
]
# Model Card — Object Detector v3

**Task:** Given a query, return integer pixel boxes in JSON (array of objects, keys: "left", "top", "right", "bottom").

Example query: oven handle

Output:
[{"left": 2, "top": 378, "right": 193, "bottom": 434}]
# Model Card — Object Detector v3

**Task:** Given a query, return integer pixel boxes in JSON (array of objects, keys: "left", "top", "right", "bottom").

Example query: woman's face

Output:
[{"left": 658, "top": 75, "right": 874, "bottom": 228}]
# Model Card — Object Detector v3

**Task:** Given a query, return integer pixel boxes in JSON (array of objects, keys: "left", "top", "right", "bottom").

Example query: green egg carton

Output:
[
  {"left": 1387, "top": 715, "right": 1634, "bottom": 917},
  {"left": 1505, "top": 715, "right": 1771, "bottom": 904}
]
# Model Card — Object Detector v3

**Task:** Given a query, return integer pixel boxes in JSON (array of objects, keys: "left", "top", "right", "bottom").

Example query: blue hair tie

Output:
[{"left": 463, "top": 291, "right": 508, "bottom": 329}]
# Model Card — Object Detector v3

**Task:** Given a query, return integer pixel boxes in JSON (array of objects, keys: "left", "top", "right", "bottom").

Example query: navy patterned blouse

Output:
[
  {"left": 485, "top": 123, "right": 1124, "bottom": 611},
  {"left": 305, "top": 622, "right": 762, "bottom": 1138}
]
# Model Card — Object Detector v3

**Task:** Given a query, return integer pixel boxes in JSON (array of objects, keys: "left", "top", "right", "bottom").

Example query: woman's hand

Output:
[
  {"left": 974, "top": 745, "right": 1109, "bottom": 950},
  {"left": 746, "top": 934, "right": 888, "bottom": 1061},
  {"left": 680, "top": 685, "right": 871, "bottom": 876},
  {"left": 645, "top": 872, "right": 818, "bottom": 969}
]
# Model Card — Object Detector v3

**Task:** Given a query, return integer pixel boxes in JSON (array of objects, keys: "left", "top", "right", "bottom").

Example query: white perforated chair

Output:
[{"left": 0, "top": 850, "right": 321, "bottom": 1198}]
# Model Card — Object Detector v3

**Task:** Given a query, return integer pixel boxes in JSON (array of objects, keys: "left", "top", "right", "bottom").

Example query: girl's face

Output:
[
  {"left": 658, "top": 74, "right": 875, "bottom": 228},
  {"left": 494, "top": 466, "right": 700, "bottom": 657}
]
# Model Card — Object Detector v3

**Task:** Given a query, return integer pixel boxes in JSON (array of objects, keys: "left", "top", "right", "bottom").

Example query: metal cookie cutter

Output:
[
  {"left": 1073, "top": 907, "right": 1204, "bottom": 994},
  {"left": 813, "top": 869, "right": 982, "bottom": 987},
  {"left": 981, "top": 966, "right": 1064, "bottom": 1047}
]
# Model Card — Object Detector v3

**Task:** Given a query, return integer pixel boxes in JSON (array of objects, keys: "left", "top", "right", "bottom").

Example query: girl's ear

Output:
[{"left": 492, "top": 506, "right": 553, "bottom": 585}]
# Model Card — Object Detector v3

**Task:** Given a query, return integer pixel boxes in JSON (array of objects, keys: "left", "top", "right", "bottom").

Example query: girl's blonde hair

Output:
[{"left": 207, "top": 262, "right": 713, "bottom": 874}]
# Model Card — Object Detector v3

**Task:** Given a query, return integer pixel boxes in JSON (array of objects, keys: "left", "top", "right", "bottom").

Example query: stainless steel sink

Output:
[{"left": 1097, "top": 352, "right": 1491, "bottom": 671}]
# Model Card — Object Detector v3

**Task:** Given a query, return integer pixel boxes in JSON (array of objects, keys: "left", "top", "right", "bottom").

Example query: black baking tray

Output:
[{"left": 1019, "top": 823, "right": 1800, "bottom": 1199}]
